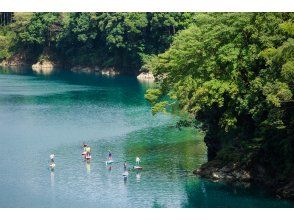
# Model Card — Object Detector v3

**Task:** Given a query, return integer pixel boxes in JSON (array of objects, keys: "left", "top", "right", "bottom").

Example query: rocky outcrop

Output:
[
  {"left": 32, "top": 60, "right": 54, "bottom": 74},
  {"left": 0, "top": 60, "right": 9, "bottom": 67},
  {"left": 194, "top": 160, "right": 251, "bottom": 183},
  {"left": 0, "top": 54, "right": 28, "bottom": 67},
  {"left": 71, "top": 66, "right": 98, "bottom": 73},
  {"left": 70, "top": 66, "right": 119, "bottom": 76},
  {"left": 276, "top": 181, "right": 294, "bottom": 200},
  {"left": 101, "top": 67, "right": 119, "bottom": 76},
  {"left": 194, "top": 159, "right": 294, "bottom": 200},
  {"left": 137, "top": 72, "right": 155, "bottom": 82}
]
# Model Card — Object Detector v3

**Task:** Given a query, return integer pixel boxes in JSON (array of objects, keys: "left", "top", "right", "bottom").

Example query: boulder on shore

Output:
[
  {"left": 32, "top": 61, "right": 54, "bottom": 74},
  {"left": 101, "top": 67, "right": 119, "bottom": 76},
  {"left": 70, "top": 66, "right": 119, "bottom": 76},
  {"left": 194, "top": 159, "right": 294, "bottom": 200},
  {"left": 137, "top": 72, "right": 155, "bottom": 82},
  {"left": 194, "top": 160, "right": 251, "bottom": 183},
  {"left": 71, "top": 66, "right": 97, "bottom": 73},
  {"left": 0, "top": 54, "right": 28, "bottom": 67}
]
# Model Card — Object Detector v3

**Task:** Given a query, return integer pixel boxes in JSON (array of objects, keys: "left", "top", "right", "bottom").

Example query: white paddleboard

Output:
[
  {"left": 122, "top": 171, "right": 129, "bottom": 176},
  {"left": 105, "top": 160, "right": 113, "bottom": 164},
  {"left": 134, "top": 166, "right": 142, "bottom": 170}
]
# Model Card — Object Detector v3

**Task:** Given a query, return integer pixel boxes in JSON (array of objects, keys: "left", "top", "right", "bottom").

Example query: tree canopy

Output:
[
  {"left": 145, "top": 13, "right": 294, "bottom": 179},
  {"left": 0, "top": 12, "right": 195, "bottom": 73}
]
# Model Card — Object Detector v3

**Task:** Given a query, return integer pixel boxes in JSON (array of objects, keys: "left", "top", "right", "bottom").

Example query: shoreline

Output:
[
  {"left": 194, "top": 159, "right": 294, "bottom": 201},
  {"left": 0, "top": 60, "right": 155, "bottom": 80}
]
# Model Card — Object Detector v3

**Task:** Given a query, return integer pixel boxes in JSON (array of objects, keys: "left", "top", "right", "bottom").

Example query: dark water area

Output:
[{"left": 0, "top": 67, "right": 293, "bottom": 207}]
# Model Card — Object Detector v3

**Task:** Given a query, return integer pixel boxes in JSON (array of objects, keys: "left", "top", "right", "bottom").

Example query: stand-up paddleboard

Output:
[
  {"left": 133, "top": 166, "right": 143, "bottom": 170},
  {"left": 50, "top": 163, "right": 55, "bottom": 169},
  {"left": 122, "top": 171, "right": 129, "bottom": 176},
  {"left": 105, "top": 160, "right": 113, "bottom": 165}
]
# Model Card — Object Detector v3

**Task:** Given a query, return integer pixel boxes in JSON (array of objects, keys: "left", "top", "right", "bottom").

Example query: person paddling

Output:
[
  {"left": 82, "top": 144, "right": 88, "bottom": 156},
  {"left": 85, "top": 145, "right": 91, "bottom": 158},
  {"left": 123, "top": 161, "right": 129, "bottom": 177},
  {"left": 108, "top": 150, "right": 112, "bottom": 160},
  {"left": 50, "top": 154, "right": 55, "bottom": 163},
  {"left": 135, "top": 156, "right": 140, "bottom": 165},
  {"left": 49, "top": 154, "right": 55, "bottom": 169},
  {"left": 124, "top": 161, "right": 127, "bottom": 171}
]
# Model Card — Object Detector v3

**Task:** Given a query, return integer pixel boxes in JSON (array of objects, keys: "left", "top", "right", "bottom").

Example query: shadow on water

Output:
[
  {"left": 152, "top": 199, "right": 166, "bottom": 208},
  {"left": 182, "top": 178, "right": 294, "bottom": 208}
]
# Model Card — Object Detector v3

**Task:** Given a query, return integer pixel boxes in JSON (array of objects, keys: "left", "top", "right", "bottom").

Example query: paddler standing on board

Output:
[
  {"left": 108, "top": 150, "right": 112, "bottom": 160},
  {"left": 83, "top": 143, "right": 87, "bottom": 150},
  {"left": 49, "top": 154, "right": 55, "bottom": 169},
  {"left": 82, "top": 143, "right": 88, "bottom": 156},
  {"left": 85, "top": 145, "right": 91, "bottom": 158},
  {"left": 124, "top": 161, "right": 127, "bottom": 171},
  {"left": 50, "top": 154, "right": 55, "bottom": 162},
  {"left": 135, "top": 156, "right": 140, "bottom": 165}
]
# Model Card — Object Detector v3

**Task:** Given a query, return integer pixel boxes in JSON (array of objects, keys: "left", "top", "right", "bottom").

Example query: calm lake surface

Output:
[{"left": 0, "top": 67, "right": 293, "bottom": 208}]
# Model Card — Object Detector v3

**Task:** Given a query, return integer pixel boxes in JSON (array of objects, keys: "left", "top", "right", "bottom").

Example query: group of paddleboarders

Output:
[{"left": 49, "top": 143, "right": 142, "bottom": 174}]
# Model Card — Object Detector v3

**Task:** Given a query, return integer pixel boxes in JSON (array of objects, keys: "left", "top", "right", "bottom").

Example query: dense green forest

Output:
[
  {"left": 0, "top": 12, "right": 194, "bottom": 73},
  {"left": 1, "top": 12, "right": 293, "bottom": 198},
  {"left": 145, "top": 13, "right": 294, "bottom": 197}
]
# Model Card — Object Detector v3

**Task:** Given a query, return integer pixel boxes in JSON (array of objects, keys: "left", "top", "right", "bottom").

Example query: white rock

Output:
[
  {"left": 32, "top": 61, "right": 54, "bottom": 74},
  {"left": 101, "top": 67, "right": 119, "bottom": 76},
  {"left": 137, "top": 72, "right": 155, "bottom": 81}
]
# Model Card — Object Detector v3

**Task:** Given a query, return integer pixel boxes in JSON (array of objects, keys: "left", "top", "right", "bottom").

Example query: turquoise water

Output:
[{"left": 0, "top": 67, "right": 293, "bottom": 208}]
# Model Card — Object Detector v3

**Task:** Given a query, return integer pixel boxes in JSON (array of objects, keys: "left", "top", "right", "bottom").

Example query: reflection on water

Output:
[
  {"left": 124, "top": 176, "right": 128, "bottom": 184},
  {"left": 136, "top": 172, "right": 141, "bottom": 183},
  {"left": 152, "top": 199, "right": 165, "bottom": 208},
  {"left": 86, "top": 161, "right": 91, "bottom": 174},
  {"left": 0, "top": 68, "right": 293, "bottom": 208},
  {"left": 50, "top": 171, "right": 55, "bottom": 188},
  {"left": 182, "top": 179, "right": 294, "bottom": 208}
]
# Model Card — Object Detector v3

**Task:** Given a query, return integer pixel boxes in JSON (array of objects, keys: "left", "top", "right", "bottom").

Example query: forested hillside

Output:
[
  {"left": 0, "top": 12, "right": 194, "bottom": 73},
  {"left": 145, "top": 13, "right": 294, "bottom": 199}
]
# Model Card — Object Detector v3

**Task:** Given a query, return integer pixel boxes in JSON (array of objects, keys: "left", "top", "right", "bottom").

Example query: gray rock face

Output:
[
  {"left": 70, "top": 66, "right": 119, "bottom": 76},
  {"left": 0, "top": 54, "right": 27, "bottom": 67},
  {"left": 32, "top": 61, "right": 54, "bottom": 74},
  {"left": 71, "top": 66, "right": 94, "bottom": 73},
  {"left": 194, "top": 159, "right": 294, "bottom": 200},
  {"left": 277, "top": 181, "right": 294, "bottom": 199},
  {"left": 101, "top": 67, "right": 119, "bottom": 76},
  {"left": 195, "top": 160, "right": 251, "bottom": 183}
]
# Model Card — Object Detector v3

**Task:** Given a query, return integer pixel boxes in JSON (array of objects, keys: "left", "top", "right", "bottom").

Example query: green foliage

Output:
[
  {"left": 0, "top": 35, "right": 12, "bottom": 60},
  {"left": 16, "top": 13, "right": 64, "bottom": 49},
  {"left": 145, "top": 88, "right": 162, "bottom": 105},
  {"left": 0, "top": 13, "right": 32, "bottom": 61},
  {"left": 145, "top": 13, "right": 294, "bottom": 179},
  {"left": 1, "top": 12, "right": 194, "bottom": 71}
]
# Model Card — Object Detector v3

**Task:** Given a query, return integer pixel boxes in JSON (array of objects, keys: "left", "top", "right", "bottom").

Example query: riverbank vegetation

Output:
[
  {"left": 145, "top": 13, "right": 294, "bottom": 199},
  {"left": 0, "top": 12, "right": 194, "bottom": 73}
]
